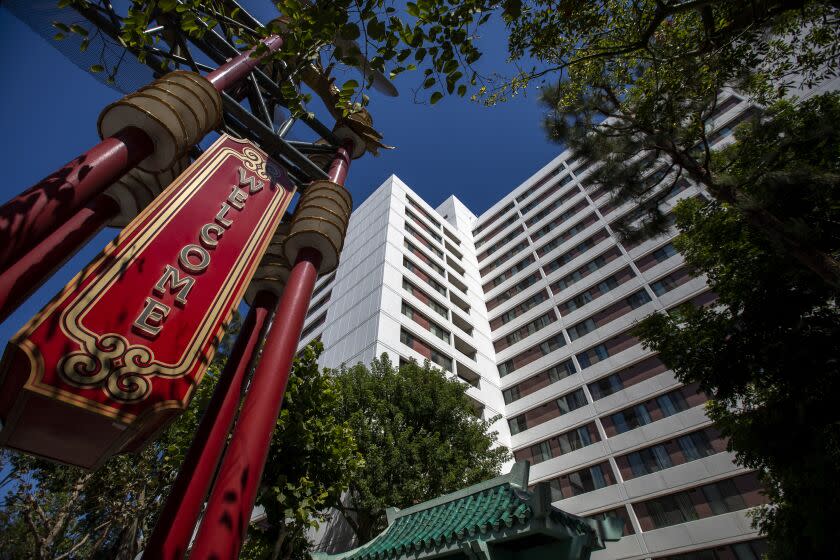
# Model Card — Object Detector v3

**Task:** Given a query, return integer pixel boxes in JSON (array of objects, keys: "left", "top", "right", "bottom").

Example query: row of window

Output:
[
  {"left": 617, "top": 427, "right": 724, "bottom": 479},
  {"left": 603, "top": 384, "right": 704, "bottom": 437},
  {"left": 473, "top": 201, "right": 514, "bottom": 240},
  {"left": 657, "top": 538, "right": 767, "bottom": 560},
  {"left": 484, "top": 254, "right": 535, "bottom": 292},
  {"left": 487, "top": 239, "right": 684, "bottom": 345},
  {"left": 402, "top": 278, "right": 448, "bottom": 319},
  {"left": 535, "top": 213, "right": 599, "bottom": 258},
  {"left": 401, "top": 301, "right": 451, "bottom": 343},
  {"left": 406, "top": 195, "right": 441, "bottom": 231},
  {"left": 539, "top": 466, "right": 761, "bottom": 530},
  {"left": 399, "top": 328, "right": 452, "bottom": 372},
  {"left": 477, "top": 224, "right": 525, "bottom": 262},
  {"left": 502, "top": 359, "right": 576, "bottom": 404},
  {"left": 519, "top": 174, "right": 574, "bottom": 217},
  {"left": 496, "top": 287, "right": 652, "bottom": 376},
  {"left": 515, "top": 163, "right": 566, "bottom": 204},
  {"left": 494, "top": 311, "right": 557, "bottom": 352},
  {"left": 524, "top": 184, "right": 581, "bottom": 227},
  {"left": 405, "top": 207, "right": 442, "bottom": 243},
  {"left": 530, "top": 200, "right": 589, "bottom": 242}
]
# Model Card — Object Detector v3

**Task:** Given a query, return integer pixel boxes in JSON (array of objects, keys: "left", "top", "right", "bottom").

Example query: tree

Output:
[
  {"left": 330, "top": 355, "right": 510, "bottom": 544},
  {"left": 634, "top": 93, "right": 840, "bottom": 558},
  {"left": 243, "top": 342, "right": 363, "bottom": 560},
  {"left": 537, "top": 1, "right": 840, "bottom": 288}
]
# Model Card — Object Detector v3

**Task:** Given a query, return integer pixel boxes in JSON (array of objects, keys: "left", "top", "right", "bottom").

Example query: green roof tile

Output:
[{"left": 313, "top": 462, "right": 623, "bottom": 560}]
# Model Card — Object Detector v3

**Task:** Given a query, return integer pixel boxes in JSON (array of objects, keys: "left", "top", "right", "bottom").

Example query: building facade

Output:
[{"left": 299, "top": 93, "right": 769, "bottom": 560}]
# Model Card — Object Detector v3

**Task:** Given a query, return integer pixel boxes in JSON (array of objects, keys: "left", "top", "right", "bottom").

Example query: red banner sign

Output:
[{"left": 0, "top": 135, "right": 294, "bottom": 468}]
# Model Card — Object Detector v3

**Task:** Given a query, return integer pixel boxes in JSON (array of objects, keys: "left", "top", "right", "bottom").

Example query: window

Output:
[
  {"left": 702, "top": 478, "right": 745, "bottom": 515},
  {"left": 576, "top": 343, "right": 609, "bottom": 369},
  {"left": 538, "top": 333, "right": 567, "bottom": 356},
  {"left": 678, "top": 431, "right": 716, "bottom": 461},
  {"left": 502, "top": 313, "right": 555, "bottom": 347},
  {"left": 588, "top": 373, "right": 624, "bottom": 400},
  {"left": 627, "top": 444, "right": 673, "bottom": 477},
  {"left": 430, "top": 348, "right": 452, "bottom": 372},
  {"left": 626, "top": 290, "right": 652, "bottom": 309},
  {"left": 565, "top": 463, "right": 613, "bottom": 497},
  {"left": 612, "top": 404, "right": 653, "bottom": 434},
  {"left": 587, "top": 507, "right": 634, "bottom": 536},
  {"left": 502, "top": 385, "right": 521, "bottom": 404},
  {"left": 557, "top": 424, "right": 594, "bottom": 455},
  {"left": 557, "top": 389, "right": 587, "bottom": 414},
  {"left": 651, "top": 267, "right": 694, "bottom": 296},
  {"left": 567, "top": 318, "right": 596, "bottom": 341},
  {"left": 508, "top": 415, "right": 527, "bottom": 435},
  {"left": 402, "top": 278, "right": 448, "bottom": 318},
  {"left": 547, "top": 360, "right": 577, "bottom": 382},
  {"left": 646, "top": 492, "right": 699, "bottom": 528},
  {"left": 652, "top": 243, "right": 677, "bottom": 262},
  {"left": 498, "top": 360, "right": 514, "bottom": 378},
  {"left": 657, "top": 391, "right": 689, "bottom": 417},
  {"left": 532, "top": 441, "right": 552, "bottom": 463}
]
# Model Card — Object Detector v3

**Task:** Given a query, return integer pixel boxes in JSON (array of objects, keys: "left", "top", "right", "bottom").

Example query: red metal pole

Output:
[
  {"left": 205, "top": 36, "right": 283, "bottom": 91},
  {"left": 0, "top": 35, "right": 284, "bottom": 319},
  {"left": 0, "top": 195, "right": 119, "bottom": 324},
  {"left": 189, "top": 143, "right": 353, "bottom": 559},
  {"left": 0, "top": 128, "right": 152, "bottom": 275},
  {"left": 142, "top": 290, "right": 277, "bottom": 560}
]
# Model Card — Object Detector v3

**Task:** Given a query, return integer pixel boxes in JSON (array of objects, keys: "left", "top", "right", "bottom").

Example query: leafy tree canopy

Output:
[
  {"left": 330, "top": 355, "right": 510, "bottom": 544},
  {"left": 635, "top": 92, "right": 840, "bottom": 559}
]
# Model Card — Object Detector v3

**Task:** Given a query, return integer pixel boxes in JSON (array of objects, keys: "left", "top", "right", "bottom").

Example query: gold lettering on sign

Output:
[
  {"left": 179, "top": 245, "right": 211, "bottom": 274},
  {"left": 132, "top": 164, "right": 265, "bottom": 339},
  {"left": 199, "top": 223, "right": 224, "bottom": 249},
  {"left": 238, "top": 166, "right": 264, "bottom": 193},
  {"left": 216, "top": 204, "right": 233, "bottom": 228},
  {"left": 134, "top": 297, "right": 171, "bottom": 337},
  {"left": 153, "top": 264, "right": 194, "bottom": 306},
  {"left": 227, "top": 185, "right": 248, "bottom": 210}
]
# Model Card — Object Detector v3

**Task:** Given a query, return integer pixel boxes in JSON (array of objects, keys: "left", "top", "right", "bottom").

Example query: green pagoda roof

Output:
[{"left": 313, "top": 462, "right": 623, "bottom": 560}]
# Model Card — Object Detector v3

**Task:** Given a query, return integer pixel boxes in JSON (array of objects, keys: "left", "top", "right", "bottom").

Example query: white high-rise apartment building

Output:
[{"left": 299, "top": 93, "right": 769, "bottom": 560}]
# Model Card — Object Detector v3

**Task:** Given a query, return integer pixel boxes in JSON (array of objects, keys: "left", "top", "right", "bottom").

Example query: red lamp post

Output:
[{"left": 189, "top": 142, "right": 353, "bottom": 560}]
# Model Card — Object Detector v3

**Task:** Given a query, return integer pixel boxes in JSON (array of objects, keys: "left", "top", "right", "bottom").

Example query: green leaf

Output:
[
  {"left": 79, "top": 38, "right": 90, "bottom": 53},
  {"left": 52, "top": 22, "right": 70, "bottom": 32},
  {"left": 406, "top": 2, "right": 420, "bottom": 17},
  {"left": 90, "top": 64, "right": 105, "bottom": 73},
  {"left": 430, "top": 91, "right": 443, "bottom": 104},
  {"left": 423, "top": 76, "right": 436, "bottom": 89},
  {"left": 53, "top": 32, "right": 66, "bottom": 41},
  {"left": 457, "top": 84, "right": 467, "bottom": 97},
  {"left": 341, "top": 79, "right": 359, "bottom": 91},
  {"left": 340, "top": 23, "right": 360, "bottom": 40}
]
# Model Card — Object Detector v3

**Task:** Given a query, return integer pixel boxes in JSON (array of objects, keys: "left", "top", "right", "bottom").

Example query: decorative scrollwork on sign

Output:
[
  {"left": 241, "top": 147, "right": 268, "bottom": 180},
  {"left": 58, "top": 335, "right": 154, "bottom": 402}
]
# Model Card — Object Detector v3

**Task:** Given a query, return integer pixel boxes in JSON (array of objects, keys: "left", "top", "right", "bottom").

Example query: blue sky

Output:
[{"left": 0, "top": 3, "right": 562, "bottom": 342}]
